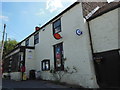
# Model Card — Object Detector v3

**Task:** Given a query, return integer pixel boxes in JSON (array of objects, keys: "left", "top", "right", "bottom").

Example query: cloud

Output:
[
  {"left": 46, "top": 0, "right": 64, "bottom": 13},
  {"left": 0, "top": 15, "right": 9, "bottom": 22},
  {"left": 35, "top": 9, "right": 45, "bottom": 16}
]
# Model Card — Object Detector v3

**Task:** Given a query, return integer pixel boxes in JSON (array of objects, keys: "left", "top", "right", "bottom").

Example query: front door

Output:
[
  {"left": 94, "top": 50, "right": 120, "bottom": 88},
  {"left": 54, "top": 43, "right": 64, "bottom": 71}
]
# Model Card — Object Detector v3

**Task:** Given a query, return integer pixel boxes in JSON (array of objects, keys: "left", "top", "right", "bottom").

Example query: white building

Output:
[{"left": 3, "top": 1, "right": 120, "bottom": 88}]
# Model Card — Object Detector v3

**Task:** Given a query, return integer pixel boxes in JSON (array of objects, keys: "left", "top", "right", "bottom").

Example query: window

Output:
[
  {"left": 34, "top": 33, "right": 39, "bottom": 45},
  {"left": 53, "top": 19, "right": 61, "bottom": 34},
  {"left": 41, "top": 60, "right": 50, "bottom": 71},
  {"left": 54, "top": 43, "right": 64, "bottom": 71},
  {"left": 25, "top": 39, "right": 29, "bottom": 46}
]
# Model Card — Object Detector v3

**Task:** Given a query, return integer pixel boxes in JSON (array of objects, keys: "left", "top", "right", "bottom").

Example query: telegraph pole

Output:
[
  {"left": 5, "top": 33, "right": 7, "bottom": 42},
  {"left": 0, "top": 24, "right": 6, "bottom": 61}
]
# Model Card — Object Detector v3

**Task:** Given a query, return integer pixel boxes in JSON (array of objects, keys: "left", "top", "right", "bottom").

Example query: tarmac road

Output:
[{"left": 2, "top": 79, "right": 81, "bottom": 90}]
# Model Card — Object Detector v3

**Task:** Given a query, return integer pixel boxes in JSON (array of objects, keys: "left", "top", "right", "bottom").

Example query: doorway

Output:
[{"left": 94, "top": 50, "right": 120, "bottom": 88}]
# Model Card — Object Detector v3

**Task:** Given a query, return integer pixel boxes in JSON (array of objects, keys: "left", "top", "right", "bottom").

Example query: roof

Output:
[
  {"left": 82, "top": 2, "right": 107, "bottom": 17},
  {"left": 4, "top": 46, "right": 35, "bottom": 58},
  {"left": 87, "top": 2, "right": 120, "bottom": 21}
]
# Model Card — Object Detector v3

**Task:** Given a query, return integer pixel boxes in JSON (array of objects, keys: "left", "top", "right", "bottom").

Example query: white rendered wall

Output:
[
  {"left": 33, "top": 3, "right": 98, "bottom": 88},
  {"left": 10, "top": 72, "right": 22, "bottom": 81},
  {"left": 29, "top": 36, "right": 34, "bottom": 46},
  {"left": 21, "top": 41, "right": 25, "bottom": 46},
  {"left": 25, "top": 49, "right": 35, "bottom": 78},
  {"left": 20, "top": 36, "right": 34, "bottom": 47},
  {"left": 89, "top": 8, "right": 119, "bottom": 53},
  {"left": 118, "top": 8, "right": 120, "bottom": 49}
]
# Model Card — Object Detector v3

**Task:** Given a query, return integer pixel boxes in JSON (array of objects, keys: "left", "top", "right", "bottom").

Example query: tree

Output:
[{"left": 3, "top": 38, "right": 18, "bottom": 56}]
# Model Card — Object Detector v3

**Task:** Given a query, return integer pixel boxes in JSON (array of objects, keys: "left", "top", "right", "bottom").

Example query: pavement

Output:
[{"left": 2, "top": 79, "right": 81, "bottom": 90}]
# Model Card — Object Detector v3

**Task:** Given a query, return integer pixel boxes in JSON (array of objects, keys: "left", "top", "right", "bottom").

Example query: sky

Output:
[{"left": 0, "top": 0, "right": 115, "bottom": 42}]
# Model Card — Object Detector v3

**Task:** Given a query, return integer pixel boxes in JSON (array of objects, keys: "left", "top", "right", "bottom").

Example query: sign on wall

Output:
[
  {"left": 76, "top": 29, "right": 83, "bottom": 36},
  {"left": 54, "top": 33, "right": 62, "bottom": 40},
  {"left": 28, "top": 55, "right": 32, "bottom": 59}
]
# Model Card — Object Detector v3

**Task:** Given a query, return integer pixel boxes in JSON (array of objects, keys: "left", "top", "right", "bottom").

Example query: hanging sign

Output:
[
  {"left": 54, "top": 33, "right": 62, "bottom": 40},
  {"left": 76, "top": 29, "right": 83, "bottom": 36}
]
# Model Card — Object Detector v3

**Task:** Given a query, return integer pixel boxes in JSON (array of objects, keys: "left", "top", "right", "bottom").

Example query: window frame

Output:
[
  {"left": 53, "top": 19, "right": 61, "bottom": 34},
  {"left": 41, "top": 59, "right": 50, "bottom": 71},
  {"left": 34, "top": 32, "right": 39, "bottom": 45},
  {"left": 25, "top": 39, "right": 29, "bottom": 46}
]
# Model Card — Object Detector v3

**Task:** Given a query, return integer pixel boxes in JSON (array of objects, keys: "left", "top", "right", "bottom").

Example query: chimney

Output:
[{"left": 35, "top": 26, "right": 40, "bottom": 31}]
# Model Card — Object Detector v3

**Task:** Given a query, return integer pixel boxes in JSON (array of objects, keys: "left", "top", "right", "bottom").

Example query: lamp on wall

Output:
[{"left": 94, "top": 56, "right": 103, "bottom": 64}]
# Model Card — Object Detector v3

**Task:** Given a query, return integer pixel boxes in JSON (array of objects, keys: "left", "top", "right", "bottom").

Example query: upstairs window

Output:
[
  {"left": 34, "top": 33, "right": 39, "bottom": 45},
  {"left": 53, "top": 19, "right": 61, "bottom": 34},
  {"left": 25, "top": 39, "right": 29, "bottom": 46},
  {"left": 41, "top": 59, "right": 50, "bottom": 71}
]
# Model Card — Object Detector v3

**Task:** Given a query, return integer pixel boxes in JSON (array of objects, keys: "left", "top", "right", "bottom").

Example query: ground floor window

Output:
[
  {"left": 54, "top": 42, "right": 64, "bottom": 71},
  {"left": 41, "top": 59, "right": 50, "bottom": 71}
]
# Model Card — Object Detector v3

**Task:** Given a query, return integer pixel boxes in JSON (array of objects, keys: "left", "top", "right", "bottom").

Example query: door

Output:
[
  {"left": 53, "top": 43, "right": 64, "bottom": 71},
  {"left": 94, "top": 50, "right": 120, "bottom": 88}
]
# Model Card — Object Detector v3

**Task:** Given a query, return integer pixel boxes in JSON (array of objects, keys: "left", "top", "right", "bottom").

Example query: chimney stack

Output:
[{"left": 35, "top": 26, "right": 40, "bottom": 31}]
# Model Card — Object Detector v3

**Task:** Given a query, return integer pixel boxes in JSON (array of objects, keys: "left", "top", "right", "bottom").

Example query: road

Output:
[{"left": 2, "top": 79, "right": 81, "bottom": 90}]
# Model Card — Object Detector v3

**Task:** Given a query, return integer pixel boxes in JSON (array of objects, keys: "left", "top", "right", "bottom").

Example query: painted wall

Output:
[
  {"left": 33, "top": 3, "right": 98, "bottom": 88},
  {"left": 21, "top": 41, "right": 25, "bottom": 46},
  {"left": 89, "top": 8, "right": 119, "bottom": 53},
  {"left": 2, "top": 71, "right": 22, "bottom": 81},
  {"left": 20, "top": 34, "right": 34, "bottom": 46},
  {"left": 10, "top": 72, "right": 22, "bottom": 81},
  {"left": 29, "top": 36, "right": 34, "bottom": 46},
  {"left": 25, "top": 49, "right": 35, "bottom": 78}
]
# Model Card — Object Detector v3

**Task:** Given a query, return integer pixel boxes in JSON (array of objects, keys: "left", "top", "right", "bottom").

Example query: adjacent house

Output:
[{"left": 2, "top": 1, "right": 120, "bottom": 88}]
